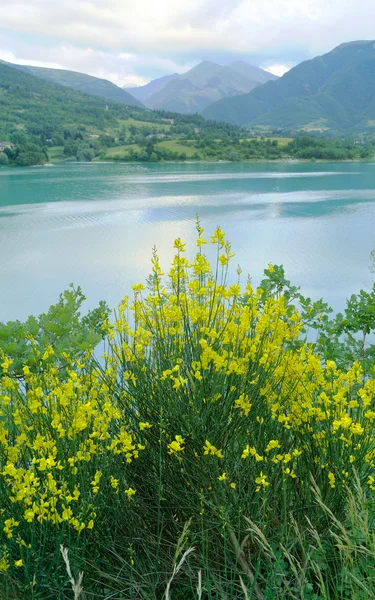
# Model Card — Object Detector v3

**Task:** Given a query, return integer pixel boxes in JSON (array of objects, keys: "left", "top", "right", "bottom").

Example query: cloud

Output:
[
  {"left": 264, "top": 64, "right": 293, "bottom": 77},
  {"left": 0, "top": 0, "right": 374, "bottom": 85},
  {"left": 0, "top": 38, "right": 196, "bottom": 86},
  {"left": 0, "top": 50, "right": 64, "bottom": 70}
]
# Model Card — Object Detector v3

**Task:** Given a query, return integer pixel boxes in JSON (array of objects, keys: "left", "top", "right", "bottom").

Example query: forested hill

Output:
[
  {"left": 0, "top": 60, "right": 146, "bottom": 135},
  {"left": 0, "top": 60, "right": 244, "bottom": 166},
  {"left": 3, "top": 61, "right": 143, "bottom": 108},
  {"left": 203, "top": 40, "right": 375, "bottom": 135}
]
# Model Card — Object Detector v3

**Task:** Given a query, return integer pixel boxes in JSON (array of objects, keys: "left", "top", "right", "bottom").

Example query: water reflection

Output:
[{"left": 0, "top": 162, "right": 374, "bottom": 322}]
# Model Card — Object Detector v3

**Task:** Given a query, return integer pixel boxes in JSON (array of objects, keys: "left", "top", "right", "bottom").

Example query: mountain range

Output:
[
  {"left": 0, "top": 60, "right": 144, "bottom": 108},
  {"left": 203, "top": 40, "right": 375, "bottom": 134},
  {"left": 125, "top": 61, "right": 277, "bottom": 114},
  {"left": 2, "top": 40, "right": 375, "bottom": 136}
]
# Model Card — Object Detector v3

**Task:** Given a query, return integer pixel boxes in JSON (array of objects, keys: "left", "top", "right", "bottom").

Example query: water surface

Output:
[{"left": 1, "top": 161, "right": 374, "bottom": 321}]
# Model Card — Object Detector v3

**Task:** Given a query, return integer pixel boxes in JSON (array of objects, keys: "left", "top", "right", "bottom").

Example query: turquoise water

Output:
[{"left": 0, "top": 161, "right": 375, "bottom": 321}]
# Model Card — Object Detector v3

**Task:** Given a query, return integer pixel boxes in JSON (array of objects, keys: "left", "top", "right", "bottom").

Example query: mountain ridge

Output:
[
  {"left": 0, "top": 60, "right": 143, "bottom": 108},
  {"left": 125, "top": 60, "right": 277, "bottom": 114},
  {"left": 203, "top": 40, "right": 375, "bottom": 134}
]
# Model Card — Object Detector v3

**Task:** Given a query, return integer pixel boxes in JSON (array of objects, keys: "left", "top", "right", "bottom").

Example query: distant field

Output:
[
  {"left": 240, "top": 137, "right": 293, "bottom": 146},
  {"left": 302, "top": 121, "right": 330, "bottom": 132},
  {"left": 48, "top": 146, "right": 65, "bottom": 161},
  {"left": 118, "top": 118, "right": 171, "bottom": 132},
  {"left": 266, "top": 137, "right": 293, "bottom": 146},
  {"left": 104, "top": 144, "right": 141, "bottom": 157},
  {"left": 155, "top": 140, "right": 197, "bottom": 156}
]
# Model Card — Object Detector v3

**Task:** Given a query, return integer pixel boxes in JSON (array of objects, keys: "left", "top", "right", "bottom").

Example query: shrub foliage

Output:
[{"left": 1, "top": 225, "right": 375, "bottom": 598}]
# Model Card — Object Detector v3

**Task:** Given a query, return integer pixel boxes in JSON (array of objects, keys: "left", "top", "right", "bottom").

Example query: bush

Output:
[
  {"left": 0, "top": 153, "right": 9, "bottom": 166},
  {"left": 1, "top": 226, "right": 375, "bottom": 598}
]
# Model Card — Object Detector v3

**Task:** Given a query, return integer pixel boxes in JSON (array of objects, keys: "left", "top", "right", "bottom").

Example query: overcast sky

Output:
[{"left": 0, "top": 0, "right": 375, "bottom": 87}]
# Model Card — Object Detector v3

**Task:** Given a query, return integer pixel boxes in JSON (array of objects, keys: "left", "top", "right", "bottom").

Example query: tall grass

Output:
[{"left": 0, "top": 224, "right": 375, "bottom": 598}]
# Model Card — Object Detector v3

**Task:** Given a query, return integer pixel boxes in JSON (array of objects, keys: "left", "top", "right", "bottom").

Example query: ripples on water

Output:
[{"left": 0, "top": 162, "right": 374, "bottom": 321}]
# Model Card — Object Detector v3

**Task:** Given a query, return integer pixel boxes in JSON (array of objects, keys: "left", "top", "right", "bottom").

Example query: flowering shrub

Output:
[{"left": 1, "top": 224, "right": 375, "bottom": 598}]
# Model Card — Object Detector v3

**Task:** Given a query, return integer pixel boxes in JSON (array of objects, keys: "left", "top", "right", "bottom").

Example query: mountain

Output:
[
  {"left": 131, "top": 60, "right": 277, "bottom": 114},
  {"left": 0, "top": 60, "right": 154, "bottom": 137},
  {"left": 2, "top": 61, "right": 143, "bottom": 108},
  {"left": 124, "top": 73, "right": 179, "bottom": 103},
  {"left": 0, "top": 59, "right": 242, "bottom": 140},
  {"left": 203, "top": 41, "right": 375, "bottom": 134},
  {"left": 228, "top": 61, "right": 277, "bottom": 85}
]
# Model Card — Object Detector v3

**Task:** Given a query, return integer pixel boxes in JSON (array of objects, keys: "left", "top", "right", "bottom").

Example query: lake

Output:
[{"left": 1, "top": 161, "right": 374, "bottom": 322}]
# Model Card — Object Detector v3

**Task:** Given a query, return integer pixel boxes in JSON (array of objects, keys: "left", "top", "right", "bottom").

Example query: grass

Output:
[
  {"left": 155, "top": 140, "right": 197, "bottom": 156},
  {"left": 118, "top": 117, "right": 172, "bottom": 131},
  {"left": 265, "top": 137, "right": 294, "bottom": 146},
  {"left": 48, "top": 146, "right": 65, "bottom": 162},
  {"left": 103, "top": 143, "right": 141, "bottom": 157}
]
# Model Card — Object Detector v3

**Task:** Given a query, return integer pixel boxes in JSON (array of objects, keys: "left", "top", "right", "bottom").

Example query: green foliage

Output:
[
  {"left": 0, "top": 285, "right": 110, "bottom": 380},
  {"left": 257, "top": 262, "right": 375, "bottom": 372},
  {"left": 0, "top": 153, "right": 9, "bottom": 166}
]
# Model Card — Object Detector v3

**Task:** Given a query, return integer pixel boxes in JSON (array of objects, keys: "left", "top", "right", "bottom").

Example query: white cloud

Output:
[
  {"left": 0, "top": 41, "right": 195, "bottom": 86},
  {"left": 0, "top": 50, "right": 64, "bottom": 70},
  {"left": 1, "top": 0, "right": 374, "bottom": 54},
  {"left": 1, "top": 0, "right": 375, "bottom": 85},
  {"left": 264, "top": 64, "right": 293, "bottom": 77}
]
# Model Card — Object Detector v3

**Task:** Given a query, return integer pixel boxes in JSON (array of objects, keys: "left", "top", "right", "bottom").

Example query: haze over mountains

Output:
[
  {"left": 125, "top": 61, "right": 277, "bottom": 114},
  {"left": 203, "top": 41, "right": 375, "bottom": 134}
]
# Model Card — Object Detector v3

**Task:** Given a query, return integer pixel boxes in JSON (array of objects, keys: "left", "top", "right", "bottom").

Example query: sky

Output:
[{"left": 0, "top": 0, "right": 375, "bottom": 87}]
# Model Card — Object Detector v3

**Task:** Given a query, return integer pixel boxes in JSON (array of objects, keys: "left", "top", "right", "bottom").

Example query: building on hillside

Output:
[
  {"left": 88, "top": 134, "right": 100, "bottom": 140},
  {"left": 0, "top": 142, "right": 14, "bottom": 151},
  {"left": 161, "top": 118, "right": 174, "bottom": 125},
  {"left": 146, "top": 133, "right": 166, "bottom": 139}
]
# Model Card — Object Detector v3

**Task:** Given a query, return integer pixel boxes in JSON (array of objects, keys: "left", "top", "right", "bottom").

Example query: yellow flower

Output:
[
  {"left": 328, "top": 472, "right": 335, "bottom": 489},
  {"left": 265, "top": 440, "right": 281, "bottom": 453},
  {"left": 132, "top": 283, "right": 145, "bottom": 292},
  {"left": 255, "top": 472, "right": 270, "bottom": 492},
  {"left": 125, "top": 487, "right": 136, "bottom": 498},
  {"left": 203, "top": 440, "right": 224, "bottom": 458},
  {"left": 218, "top": 472, "right": 227, "bottom": 481},
  {"left": 173, "top": 238, "right": 186, "bottom": 252},
  {"left": 230, "top": 482, "right": 236, "bottom": 489},
  {"left": 14, "top": 559, "right": 23, "bottom": 567},
  {"left": 242, "top": 445, "right": 263, "bottom": 462},
  {"left": 0, "top": 356, "right": 13, "bottom": 373},
  {"left": 168, "top": 435, "right": 185, "bottom": 454},
  {"left": 110, "top": 476, "right": 119, "bottom": 490},
  {"left": 139, "top": 421, "right": 152, "bottom": 430}
]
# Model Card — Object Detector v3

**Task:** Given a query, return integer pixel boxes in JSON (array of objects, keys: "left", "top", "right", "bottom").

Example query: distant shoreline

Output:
[{"left": 1, "top": 157, "right": 374, "bottom": 170}]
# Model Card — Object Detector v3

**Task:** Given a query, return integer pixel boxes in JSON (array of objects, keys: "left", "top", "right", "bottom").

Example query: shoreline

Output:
[{"left": 1, "top": 157, "right": 374, "bottom": 170}]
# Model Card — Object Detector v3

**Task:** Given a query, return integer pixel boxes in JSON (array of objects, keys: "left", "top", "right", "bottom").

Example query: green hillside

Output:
[
  {"left": 143, "top": 60, "right": 276, "bottom": 113},
  {"left": 203, "top": 41, "right": 375, "bottom": 134},
  {"left": 3, "top": 61, "right": 143, "bottom": 108},
  {"left": 0, "top": 60, "right": 150, "bottom": 137},
  {"left": 0, "top": 60, "right": 246, "bottom": 166}
]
